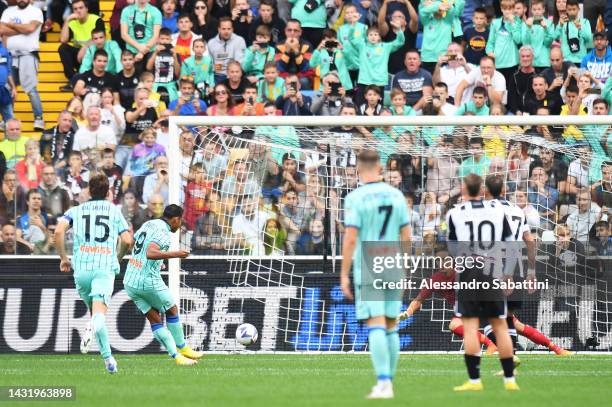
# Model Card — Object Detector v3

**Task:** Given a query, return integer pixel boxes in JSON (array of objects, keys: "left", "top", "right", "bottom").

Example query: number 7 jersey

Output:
[
  {"left": 344, "top": 181, "right": 410, "bottom": 286},
  {"left": 124, "top": 219, "right": 172, "bottom": 291},
  {"left": 62, "top": 200, "right": 130, "bottom": 275}
]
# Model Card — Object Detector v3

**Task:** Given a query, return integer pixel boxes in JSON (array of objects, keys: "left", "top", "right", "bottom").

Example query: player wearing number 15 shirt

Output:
[
  {"left": 340, "top": 150, "right": 411, "bottom": 400},
  {"left": 55, "top": 174, "right": 133, "bottom": 374}
]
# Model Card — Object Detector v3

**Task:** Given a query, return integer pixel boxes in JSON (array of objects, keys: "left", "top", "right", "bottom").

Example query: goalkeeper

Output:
[
  {"left": 398, "top": 247, "right": 571, "bottom": 356},
  {"left": 124, "top": 204, "right": 203, "bottom": 365}
]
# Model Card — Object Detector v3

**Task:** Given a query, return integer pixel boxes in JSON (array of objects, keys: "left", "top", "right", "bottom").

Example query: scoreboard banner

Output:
[{"left": 0, "top": 258, "right": 610, "bottom": 353}]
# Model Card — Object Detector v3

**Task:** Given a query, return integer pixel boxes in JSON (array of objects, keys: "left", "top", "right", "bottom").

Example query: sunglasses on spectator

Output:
[
  {"left": 195, "top": 5, "right": 206, "bottom": 9},
  {"left": 215, "top": 90, "right": 227, "bottom": 95}
]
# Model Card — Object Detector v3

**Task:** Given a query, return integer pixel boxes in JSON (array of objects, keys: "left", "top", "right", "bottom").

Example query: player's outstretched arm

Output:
[
  {"left": 340, "top": 227, "right": 358, "bottom": 301},
  {"left": 55, "top": 219, "right": 71, "bottom": 273},
  {"left": 397, "top": 299, "right": 423, "bottom": 321},
  {"left": 146, "top": 242, "right": 190, "bottom": 260}
]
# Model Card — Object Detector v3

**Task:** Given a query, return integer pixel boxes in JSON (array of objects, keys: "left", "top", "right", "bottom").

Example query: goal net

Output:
[{"left": 167, "top": 115, "right": 612, "bottom": 352}]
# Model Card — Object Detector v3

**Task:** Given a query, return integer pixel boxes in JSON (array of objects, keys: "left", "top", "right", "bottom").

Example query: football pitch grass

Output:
[{"left": 1, "top": 354, "right": 611, "bottom": 406}]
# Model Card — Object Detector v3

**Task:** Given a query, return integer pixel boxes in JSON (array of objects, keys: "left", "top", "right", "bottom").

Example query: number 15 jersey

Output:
[
  {"left": 344, "top": 181, "right": 410, "bottom": 287},
  {"left": 124, "top": 219, "right": 172, "bottom": 291},
  {"left": 62, "top": 200, "right": 130, "bottom": 275}
]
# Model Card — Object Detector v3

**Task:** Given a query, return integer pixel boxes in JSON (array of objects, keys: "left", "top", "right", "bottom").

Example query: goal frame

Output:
[{"left": 167, "top": 114, "right": 612, "bottom": 304}]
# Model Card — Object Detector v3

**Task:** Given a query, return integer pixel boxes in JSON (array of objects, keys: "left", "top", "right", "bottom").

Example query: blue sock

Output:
[
  {"left": 166, "top": 315, "right": 186, "bottom": 349},
  {"left": 387, "top": 328, "right": 400, "bottom": 379},
  {"left": 91, "top": 313, "right": 111, "bottom": 360},
  {"left": 368, "top": 326, "right": 391, "bottom": 382},
  {"left": 151, "top": 323, "right": 178, "bottom": 358}
]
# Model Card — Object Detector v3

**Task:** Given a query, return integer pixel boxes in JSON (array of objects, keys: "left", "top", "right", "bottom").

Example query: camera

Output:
[
  {"left": 324, "top": 40, "right": 338, "bottom": 49},
  {"left": 257, "top": 41, "right": 269, "bottom": 48},
  {"left": 248, "top": 96, "right": 255, "bottom": 104},
  {"left": 533, "top": 18, "right": 542, "bottom": 24},
  {"left": 289, "top": 82, "right": 297, "bottom": 91},
  {"left": 160, "top": 170, "right": 168, "bottom": 176},
  {"left": 329, "top": 82, "right": 341, "bottom": 96},
  {"left": 447, "top": 54, "right": 456, "bottom": 61},
  {"left": 432, "top": 94, "right": 440, "bottom": 100},
  {"left": 240, "top": 8, "right": 249, "bottom": 16},
  {"left": 163, "top": 44, "right": 172, "bottom": 51}
]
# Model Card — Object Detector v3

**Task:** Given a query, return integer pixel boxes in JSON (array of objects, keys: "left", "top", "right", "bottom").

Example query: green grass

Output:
[{"left": 1, "top": 354, "right": 611, "bottom": 407}]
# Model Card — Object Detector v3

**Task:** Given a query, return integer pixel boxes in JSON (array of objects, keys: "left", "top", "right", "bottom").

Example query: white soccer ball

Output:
[{"left": 235, "top": 323, "right": 258, "bottom": 346}]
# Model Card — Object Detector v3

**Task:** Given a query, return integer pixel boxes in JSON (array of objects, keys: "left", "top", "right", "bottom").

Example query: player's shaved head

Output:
[
  {"left": 89, "top": 173, "right": 110, "bottom": 200},
  {"left": 485, "top": 174, "right": 504, "bottom": 198},
  {"left": 463, "top": 173, "right": 482, "bottom": 198}
]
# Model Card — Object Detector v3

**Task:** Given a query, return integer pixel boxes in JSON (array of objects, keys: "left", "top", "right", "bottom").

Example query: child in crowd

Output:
[
  {"left": 350, "top": 22, "right": 404, "bottom": 102},
  {"left": 337, "top": 4, "right": 367, "bottom": 85},
  {"left": 462, "top": 7, "right": 490, "bottom": 66},
  {"left": 419, "top": 0, "right": 464, "bottom": 73},
  {"left": 180, "top": 38, "right": 215, "bottom": 99},
  {"left": 138, "top": 72, "right": 168, "bottom": 116},
  {"left": 126, "top": 128, "right": 166, "bottom": 177},
  {"left": 257, "top": 62, "right": 285, "bottom": 103},
  {"left": 242, "top": 25, "right": 276, "bottom": 82},
  {"left": 486, "top": 0, "right": 522, "bottom": 86},
  {"left": 145, "top": 28, "right": 181, "bottom": 103},
  {"left": 522, "top": 0, "right": 554, "bottom": 70},
  {"left": 358, "top": 85, "right": 383, "bottom": 116},
  {"left": 310, "top": 29, "right": 352, "bottom": 92}
]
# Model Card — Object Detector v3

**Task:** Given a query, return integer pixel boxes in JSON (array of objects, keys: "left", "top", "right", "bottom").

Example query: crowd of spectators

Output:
[{"left": 0, "top": 0, "right": 610, "bottom": 260}]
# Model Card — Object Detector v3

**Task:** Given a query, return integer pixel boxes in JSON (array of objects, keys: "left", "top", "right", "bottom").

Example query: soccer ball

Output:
[{"left": 235, "top": 323, "right": 258, "bottom": 346}]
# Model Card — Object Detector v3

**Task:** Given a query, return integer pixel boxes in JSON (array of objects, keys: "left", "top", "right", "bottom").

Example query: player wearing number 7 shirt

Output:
[
  {"left": 340, "top": 150, "right": 412, "bottom": 400},
  {"left": 55, "top": 174, "right": 134, "bottom": 374},
  {"left": 123, "top": 204, "right": 204, "bottom": 366}
]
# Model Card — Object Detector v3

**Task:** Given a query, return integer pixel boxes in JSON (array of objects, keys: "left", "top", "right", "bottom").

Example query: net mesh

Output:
[{"left": 173, "top": 121, "right": 612, "bottom": 351}]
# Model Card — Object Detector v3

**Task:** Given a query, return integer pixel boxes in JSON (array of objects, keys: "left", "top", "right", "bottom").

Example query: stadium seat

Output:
[{"left": 1, "top": 2, "right": 114, "bottom": 140}]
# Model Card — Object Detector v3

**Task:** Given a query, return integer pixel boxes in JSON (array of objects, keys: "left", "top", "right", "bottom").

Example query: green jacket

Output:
[
  {"left": 257, "top": 76, "right": 285, "bottom": 103},
  {"left": 180, "top": 55, "right": 215, "bottom": 89},
  {"left": 521, "top": 21, "right": 555, "bottom": 67},
  {"left": 289, "top": 0, "right": 327, "bottom": 28},
  {"left": 419, "top": 0, "right": 462, "bottom": 63},
  {"left": 351, "top": 29, "right": 405, "bottom": 86},
  {"left": 310, "top": 48, "right": 353, "bottom": 91},
  {"left": 242, "top": 45, "right": 276, "bottom": 79},
  {"left": 555, "top": 19, "right": 593, "bottom": 64},
  {"left": 337, "top": 22, "right": 367, "bottom": 70},
  {"left": 120, "top": 4, "right": 162, "bottom": 54},
  {"left": 79, "top": 40, "right": 123, "bottom": 74},
  {"left": 486, "top": 17, "right": 522, "bottom": 69}
]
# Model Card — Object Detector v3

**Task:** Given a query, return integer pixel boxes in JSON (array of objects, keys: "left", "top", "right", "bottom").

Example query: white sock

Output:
[
  {"left": 469, "top": 379, "right": 481, "bottom": 384},
  {"left": 504, "top": 377, "right": 516, "bottom": 384}
]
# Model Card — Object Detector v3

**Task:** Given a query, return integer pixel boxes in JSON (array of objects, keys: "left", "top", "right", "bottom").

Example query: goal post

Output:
[{"left": 167, "top": 114, "right": 612, "bottom": 352}]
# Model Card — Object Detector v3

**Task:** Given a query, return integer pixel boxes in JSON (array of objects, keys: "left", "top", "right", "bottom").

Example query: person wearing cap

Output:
[{"left": 580, "top": 31, "right": 612, "bottom": 83}]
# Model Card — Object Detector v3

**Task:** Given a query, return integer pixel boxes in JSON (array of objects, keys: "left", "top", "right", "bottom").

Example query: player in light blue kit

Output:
[
  {"left": 124, "top": 204, "right": 203, "bottom": 365},
  {"left": 55, "top": 174, "right": 134, "bottom": 374},
  {"left": 340, "top": 150, "right": 412, "bottom": 399}
]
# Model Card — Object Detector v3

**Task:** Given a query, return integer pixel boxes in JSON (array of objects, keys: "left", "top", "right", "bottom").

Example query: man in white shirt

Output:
[
  {"left": 0, "top": 0, "right": 45, "bottom": 130},
  {"left": 433, "top": 42, "right": 474, "bottom": 104},
  {"left": 455, "top": 55, "right": 507, "bottom": 106},
  {"left": 230, "top": 195, "right": 270, "bottom": 256},
  {"left": 567, "top": 189, "right": 601, "bottom": 242},
  {"left": 72, "top": 106, "right": 116, "bottom": 167}
]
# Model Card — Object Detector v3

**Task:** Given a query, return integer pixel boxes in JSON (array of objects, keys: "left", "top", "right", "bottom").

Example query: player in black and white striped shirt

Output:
[{"left": 446, "top": 173, "right": 519, "bottom": 392}]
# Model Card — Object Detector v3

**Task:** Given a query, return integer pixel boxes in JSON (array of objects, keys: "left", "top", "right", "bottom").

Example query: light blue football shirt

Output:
[
  {"left": 62, "top": 200, "right": 130, "bottom": 275},
  {"left": 344, "top": 181, "right": 410, "bottom": 286},
  {"left": 124, "top": 219, "right": 171, "bottom": 291}
]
